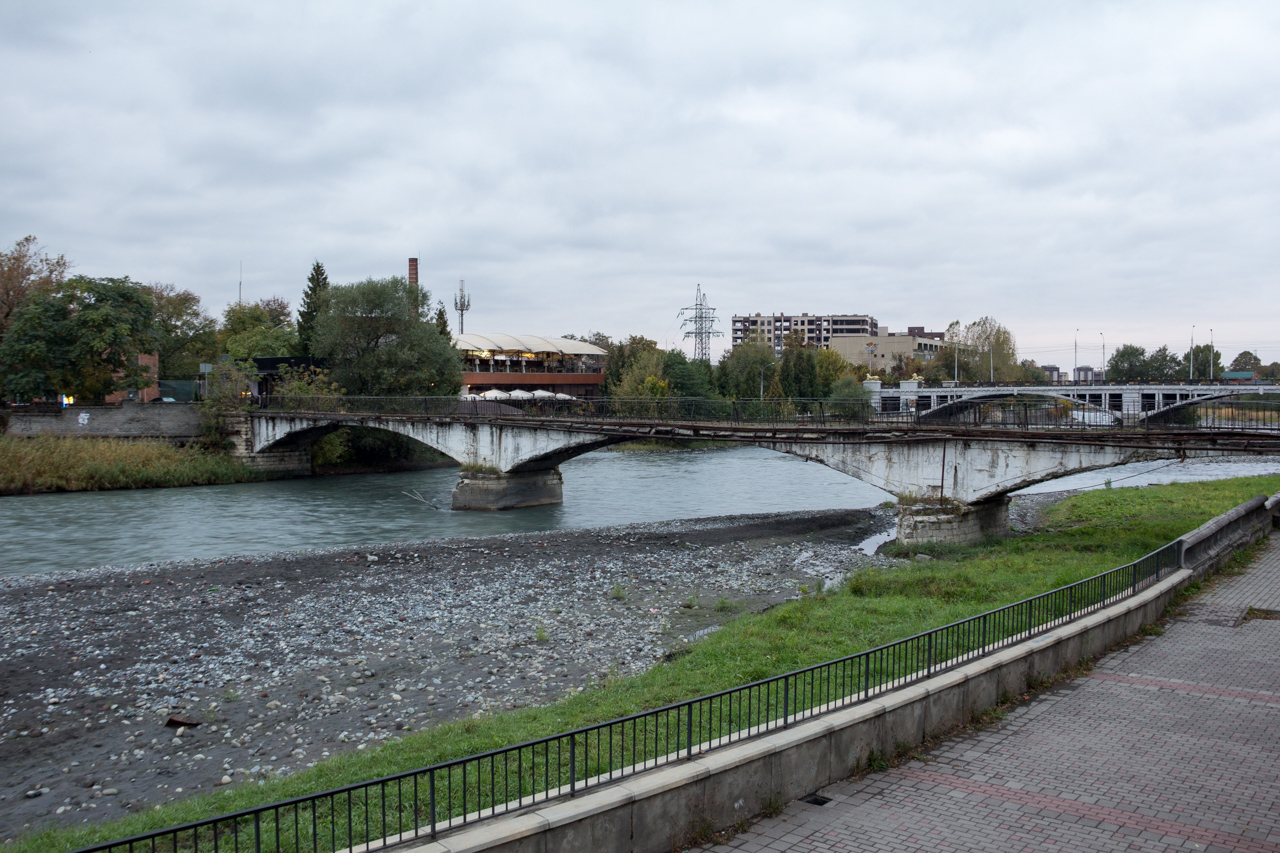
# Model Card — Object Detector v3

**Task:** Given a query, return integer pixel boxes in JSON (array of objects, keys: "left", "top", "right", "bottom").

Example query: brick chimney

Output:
[{"left": 408, "top": 257, "right": 418, "bottom": 289}]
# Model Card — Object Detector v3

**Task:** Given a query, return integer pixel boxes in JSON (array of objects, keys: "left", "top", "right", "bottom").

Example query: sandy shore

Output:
[{"left": 0, "top": 506, "right": 900, "bottom": 840}]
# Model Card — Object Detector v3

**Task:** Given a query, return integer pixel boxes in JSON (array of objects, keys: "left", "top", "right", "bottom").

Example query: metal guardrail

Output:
[
  {"left": 77, "top": 540, "right": 1182, "bottom": 853},
  {"left": 254, "top": 395, "right": 1280, "bottom": 434}
]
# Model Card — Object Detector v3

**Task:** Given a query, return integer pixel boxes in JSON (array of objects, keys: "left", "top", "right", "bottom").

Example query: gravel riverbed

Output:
[{"left": 0, "top": 506, "right": 901, "bottom": 840}]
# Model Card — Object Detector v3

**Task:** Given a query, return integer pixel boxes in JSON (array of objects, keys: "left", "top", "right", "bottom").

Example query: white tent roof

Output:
[
  {"left": 479, "top": 389, "right": 511, "bottom": 399},
  {"left": 507, "top": 389, "right": 535, "bottom": 399},
  {"left": 454, "top": 333, "right": 607, "bottom": 356}
]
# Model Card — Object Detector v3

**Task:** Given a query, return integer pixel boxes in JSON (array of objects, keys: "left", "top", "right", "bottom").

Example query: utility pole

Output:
[
  {"left": 989, "top": 344, "right": 993, "bottom": 384},
  {"left": 678, "top": 284, "right": 722, "bottom": 362},
  {"left": 1190, "top": 326, "right": 1195, "bottom": 381},
  {"left": 1210, "top": 328, "right": 1214, "bottom": 381},
  {"left": 238, "top": 261, "right": 243, "bottom": 305},
  {"left": 1074, "top": 329, "right": 1079, "bottom": 385},
  {"left": 454, "top": 280, "right": 471, "bottom": 335}
]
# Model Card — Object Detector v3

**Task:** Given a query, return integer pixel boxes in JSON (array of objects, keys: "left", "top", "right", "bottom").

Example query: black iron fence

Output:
[
  {"left": 77, "top": 539, "right": 1182, "bottom": 853},
  {"left": 255, "top": 394, "right": 1280, "bottom": 434}
]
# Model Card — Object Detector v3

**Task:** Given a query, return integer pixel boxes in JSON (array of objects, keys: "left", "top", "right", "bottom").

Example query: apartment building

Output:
[{"left": 731, "top": 312, "right": 879, "bottom": 352}]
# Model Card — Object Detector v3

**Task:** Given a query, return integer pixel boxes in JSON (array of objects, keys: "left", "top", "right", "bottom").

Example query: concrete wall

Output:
[
  {"left": 4, "top": 403, "right": 204, "bottom": 441},
  {"left": 897, "top": 497, "right": 1010, "bottom": 546},
  {"left": 390, "top": 491, "right": 1278, "bottom": 853}
]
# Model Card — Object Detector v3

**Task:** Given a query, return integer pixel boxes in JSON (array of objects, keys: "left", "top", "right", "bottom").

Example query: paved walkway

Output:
[{"left": 697, "top": 534, "right": 1280, "bottom": 853}]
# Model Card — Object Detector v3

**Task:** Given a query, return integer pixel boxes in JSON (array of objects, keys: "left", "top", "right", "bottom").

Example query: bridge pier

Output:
[
  {"left": 896, "top": 497, "right": 1011, "bottom": 547},
  {"left": 451, "top": 468, "right": 564, "bottom": 510}
]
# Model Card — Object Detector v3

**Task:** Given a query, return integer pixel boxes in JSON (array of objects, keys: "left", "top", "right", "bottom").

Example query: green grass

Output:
[
  {"left": 15, "top": 474, "right": 1280, "bottom": 852},
  {"left": 0, "top": 436, "right": 258, "bottom": 495}
]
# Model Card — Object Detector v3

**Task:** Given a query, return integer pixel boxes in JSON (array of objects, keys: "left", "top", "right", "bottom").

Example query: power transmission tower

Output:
[
  {"left": 453, "top": 279, "right": 471, "bottom": 335},
  {"left": 679, "top": 284, "right": 722, "bottom": 362}
]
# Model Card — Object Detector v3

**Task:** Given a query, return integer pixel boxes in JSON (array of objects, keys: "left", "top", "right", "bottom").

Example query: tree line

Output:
[
  {"left": 0, "top": 237, "right": 462, "bottom": 402},
  {"left": 1104, "top": 343, "right": 1278, "bottom": 383}
]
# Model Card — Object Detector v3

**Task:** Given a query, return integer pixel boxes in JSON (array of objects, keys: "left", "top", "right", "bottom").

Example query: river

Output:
[{"left": 3, "top": 447, "right": 1278, "bottom": 578}]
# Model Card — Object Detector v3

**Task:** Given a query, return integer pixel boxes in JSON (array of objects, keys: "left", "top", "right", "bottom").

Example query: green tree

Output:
[
  {"left": 1105, "top": 344, "right": 1149, "bottom": 382},
  {"left": 1182, "top": 344, "right": 1223, "bottom": 382},
  {"left": 663, "top": 350, "right": 715, "bottom": 397},
  {"left": 715, "top": 336, "right": 776, "bottom": 399},
  {"left": 613, "top": 349, "right": 670, "bottom": 397},
  {"left": 311, "top": 276, "right": 462, "bottom": 396},
  {"left": 0, "top": 235, "right": 68, "bottom": 341},
  {"left": 145, "top": 284, "right": 217, "bottom": 379},
  {"left": 220, "top": 301, "right": 297, "bottom": 359},
  {"left": 1146, "top": 345, "right": 1182, "bottom": 382},
  {"left": 297, "top": 261, "right": 329, "bottom": 357},
  {"left": 434, "top": 301, "right": 451, "bottom": 338},
  {"left": 1229, "top": 351, "right": 1263, "bottom": 373},
  {"left": 603, "top": 335, "right": 660, "bottom": 393},
  {"left": 814, "top": 348, "right": 849, "bottom": 398},
  {"left": 0, "top": 275, "right": 156, "bottom": 401},
  {"left": 778, "top": 331, "right": 817, "bottom": 397},
  {"left": 826, "top": 374, "right": 871, "bottom": 418}
]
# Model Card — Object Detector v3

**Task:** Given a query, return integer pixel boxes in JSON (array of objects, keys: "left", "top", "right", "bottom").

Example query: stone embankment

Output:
[{"left": 0, "top": 507, "right": 895, "bottom": 840}]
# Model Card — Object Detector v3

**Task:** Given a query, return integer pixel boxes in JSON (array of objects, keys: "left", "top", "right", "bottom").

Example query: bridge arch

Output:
[{"left": 917, "top": 392, "right": 1119, "bottom": 426}]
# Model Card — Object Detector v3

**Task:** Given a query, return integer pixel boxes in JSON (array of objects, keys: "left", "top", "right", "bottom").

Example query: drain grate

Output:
[{"left": 802, "top": 794, "right": 833, "bottom": 806}]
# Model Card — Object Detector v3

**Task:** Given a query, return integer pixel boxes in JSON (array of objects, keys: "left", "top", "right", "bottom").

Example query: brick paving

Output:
[{"left": 695, "top": 533, "right": 1280, "bottom": 853}]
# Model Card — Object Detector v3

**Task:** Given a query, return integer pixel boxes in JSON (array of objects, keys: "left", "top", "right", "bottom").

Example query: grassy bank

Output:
[
  {"left": 17, "top": 474, "right": 1280, "bottom": 852},
  {"left": 0, "top": 436, "right": 258, "bottom": 496}
]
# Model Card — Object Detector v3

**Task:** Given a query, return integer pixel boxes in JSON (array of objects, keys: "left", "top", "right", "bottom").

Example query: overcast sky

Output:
[{"left": 3, "top": 2, "right": 1278, "bottom": 366}]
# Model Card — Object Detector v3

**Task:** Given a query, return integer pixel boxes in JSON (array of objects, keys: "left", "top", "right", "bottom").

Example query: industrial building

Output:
[{"left": 731, "top": 313, "right": 879, "bottom": 352}]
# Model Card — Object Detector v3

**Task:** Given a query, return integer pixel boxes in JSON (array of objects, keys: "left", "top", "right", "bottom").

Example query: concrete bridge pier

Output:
[
  {"left": 895, "top": 497, "right": 1012, "bottom": 547},
  {"left": 451, "top": 468, "right": 564, "bottom": 510}
]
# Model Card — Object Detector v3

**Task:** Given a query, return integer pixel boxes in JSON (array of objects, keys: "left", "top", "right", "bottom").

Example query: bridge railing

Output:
[
  {"left": 257, "top": 395, "right": 1280, "bottom": 433},
  {"left": 77, "top": 538, "right": 1182, "bottom": 853}
]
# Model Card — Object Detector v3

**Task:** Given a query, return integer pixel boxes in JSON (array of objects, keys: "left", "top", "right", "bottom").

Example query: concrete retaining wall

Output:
[
  {"left": 4, "top": 404, "right": 204, "bottom": 441},
  {"left": 395, "top": 492, "right": 1280, "bottom": 853}
]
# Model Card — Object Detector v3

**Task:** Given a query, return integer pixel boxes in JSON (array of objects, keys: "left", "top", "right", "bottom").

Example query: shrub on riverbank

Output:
[
  {"left": 0, "top": 436, "right": 258, "bottom": 495},
  {"left": 16, "top": 474, "right": 1280, "bottom": 852}
]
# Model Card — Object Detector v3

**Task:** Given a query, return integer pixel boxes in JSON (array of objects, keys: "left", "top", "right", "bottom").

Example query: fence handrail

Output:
[{"left": 73, "top": 531, "right": 1194, "bottom": 853}]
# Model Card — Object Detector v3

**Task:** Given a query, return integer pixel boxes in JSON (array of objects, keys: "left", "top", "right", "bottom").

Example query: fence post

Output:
[
  {"left": 429, "top": 771, "right": 437, "bottom": 837},
  {"left": 686, "top": 702, "right": 694, "bottom": 758},
  {"left": 782, "top": 676, "right": 790, "bottom": 728},
  {"left": 927, "top": 631, "right": 934, "bottom": 677},
  {"left": 569, "top": 734, "right": 576, "bottom": 796}
]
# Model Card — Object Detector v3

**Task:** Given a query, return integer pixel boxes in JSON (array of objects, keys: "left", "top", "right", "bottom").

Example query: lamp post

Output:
[
  {"left": 1190, "top": 326, "right": 1195, "bottom": 382},
  {"left": 1099, "top": 332, "right": 1105, "bottom": 384},
  {"left": 1074, "top": 329, "right": 1079, "bottom": 385},
  {"left": 1210, "top": 328, "right": 1214, "bottom": 382}
]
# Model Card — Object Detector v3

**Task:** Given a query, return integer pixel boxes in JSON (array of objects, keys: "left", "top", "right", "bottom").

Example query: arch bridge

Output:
[{"left": 229, "top": 388, "right": 1280, "bottom": 544}]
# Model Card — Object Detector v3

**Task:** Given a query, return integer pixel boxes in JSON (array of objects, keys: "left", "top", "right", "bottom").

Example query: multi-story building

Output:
[{"left": 731, "top": 312, "right": 879, "bottom": 352}]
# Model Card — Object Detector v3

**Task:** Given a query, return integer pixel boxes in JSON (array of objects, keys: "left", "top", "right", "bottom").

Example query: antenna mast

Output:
[
  {"left": 453, "top": 279, "right": 471, "bottom": 335},
  {"left": 678, "top": 284, "right": 722, "bottom": 362}
]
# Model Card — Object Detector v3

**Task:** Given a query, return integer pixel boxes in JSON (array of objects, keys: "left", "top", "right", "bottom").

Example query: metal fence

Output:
[
  {"left": 256, "top": 394, "right": 1280, "bottom": 434},
  {"left": 77, "top": 539, "right": 1182, "bottom": 853}
]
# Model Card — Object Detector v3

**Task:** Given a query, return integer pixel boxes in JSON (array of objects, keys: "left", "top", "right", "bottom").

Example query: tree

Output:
[
  {"left": 145, "top": 284, "right": 217, "bottom": 378},
  {"left": 1145, "top": 346, "right": 1182, "bottom": 382},
  {"left": 297, "top": 261, "right": 330, "bottom": 357},
  {"left": 777, "top": 330, "right": 816, "bottom": 397},
  {"left": 663, "top": 350, "right": 715, "bottom": 397},
  {"left": 826, "top": 374, "right": 871, "bottom": 418},
  {"left": 814, "top": 348, "right": 849, "bottom": 398},
  {"left": 0, "top": 235, "right": 68, "bottom": 339},
  {"left": 220, "top": 301, "right": 297, "bottom": 359},
  {"left": 0, "top": 276, "right": 156, "bottom": 401},
  {"left": 1106, "top": 344, "right": 1149, "bottom": 383},
  {"left": 603, "top": 335, "right": 660, "bottom": 394},
  {"left": 613, "top": 349, "right": 670, "bottom": 398},
  {"left": 311, "top": 275, "right": 462, "bottom": 396},
  {"left": 433, "top": 301, "right": 451, "bottom": 338},
  {"left": 1182, "top": 344, "right": 1223, "bottom": 382},
  {"left": 1230, "top": 351, "right": 1263, "bottom": 373},
  {"left": 715, "top": 337, "right": 776, "bottom": 399}
]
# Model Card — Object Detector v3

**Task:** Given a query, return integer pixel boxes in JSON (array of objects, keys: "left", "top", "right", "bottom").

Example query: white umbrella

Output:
[
  {"left": 480, "top": 389, "right": 511, "bottom": 400},
  {"left": 508, "top": 389, "right": 535, "bottom": 399},
  {"left": 531, "top": 389, "right": 556, "bottom": 399},
  {"left": 555, "top": 393, "right": 576, "bottom": 400}
]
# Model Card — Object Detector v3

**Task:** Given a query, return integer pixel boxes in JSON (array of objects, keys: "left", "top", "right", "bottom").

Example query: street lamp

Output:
[
  {"left": 1099, "top": 332, "right": 1105, "bottom": 384},
  {"left": 1074, "top": 329, "right": 1079, "bottom": 385}
]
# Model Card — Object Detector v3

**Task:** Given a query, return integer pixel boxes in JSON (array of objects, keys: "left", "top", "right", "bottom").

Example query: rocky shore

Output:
[{"left": 0, "top": 506, "right": 899, "bottom": 840}]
